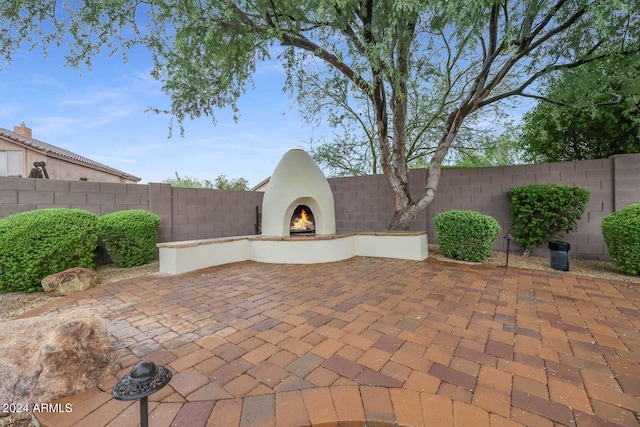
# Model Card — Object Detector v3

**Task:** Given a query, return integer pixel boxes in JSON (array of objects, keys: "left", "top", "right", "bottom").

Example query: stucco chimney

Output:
[{"left": 14, "top": 124, "right": 32, "bottom": 139}]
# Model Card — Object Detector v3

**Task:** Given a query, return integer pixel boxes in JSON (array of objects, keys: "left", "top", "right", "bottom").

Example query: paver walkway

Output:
[{"left": 22, "top": 257, "right": 640, "bottom": 427}]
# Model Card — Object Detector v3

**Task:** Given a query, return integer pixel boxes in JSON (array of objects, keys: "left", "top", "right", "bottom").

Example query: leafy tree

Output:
[
  {"left": 411, "top": 126, "right": 523, "bottom": 169},
  {"left": 452, "top": 134, "right": 522, "bottom": 168},
  {"left": 163, "top": 172, "right": 248, "bottom": 190},
  {"left": 302, "top": 61, "right": 504, "bottom": 177},
  {"left": 163, "top": 172, "right": 215, "bottom": 189},
  {"left": 214, "top": 175, "right": 249, "bottom": 191},
  {"left": 453, "top": 132, "right": 523, "bottom": 168},
  {"left": 519, "top": 56, "right": 640, "bottom": 162},
  {"left": 3, "top": 1, "right": 639, "bottom": 229}
]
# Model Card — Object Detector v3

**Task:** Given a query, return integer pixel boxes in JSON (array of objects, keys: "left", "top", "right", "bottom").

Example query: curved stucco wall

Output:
[{"left": 261, "top": 149, "right": 336, "bottom": 237}]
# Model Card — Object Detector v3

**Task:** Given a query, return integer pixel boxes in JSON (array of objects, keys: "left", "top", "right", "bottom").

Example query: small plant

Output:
[
  {"left": 602, "top": 204, "right": 640, "bottom": 275},
  {"left": 0, "top": 209, "right": 98, "bottom": 292},
  {"left": 434, "top": 210, "right": 501, "bottom": 262},
  {"left": 98, "top": 210, "right": 161, "bottom": 268},
  {"left": 508, "top": 184, "right": 589, "bottom": 256}
]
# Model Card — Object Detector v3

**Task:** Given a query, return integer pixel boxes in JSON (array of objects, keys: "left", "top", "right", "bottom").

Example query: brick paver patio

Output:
[{"left": 22, "top": 257, "right": 640, "bottom": 427}]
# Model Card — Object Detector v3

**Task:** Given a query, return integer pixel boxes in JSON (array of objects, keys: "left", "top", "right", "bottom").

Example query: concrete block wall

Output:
[
  {"left": 169, "top": 187, "right": 263, "bottom": 242},
  {"left": 330, "top": 174, "right": 393, "bottom": 232},
  {"left": 2, "top": 153, "right": 638, "bottom": 260},
  {"left": 0, "top": 178, "right": 263, "bottom": 244},
  {"left": 425, "top": 165, "right": 513, "bottom": 252},
  {"left": 329, "top": 168, "right": 427, "bottom": 233},
  {"left": 0, "top": 177, "right": 149, "bottom": 219},
  {"left": 149, "top": 183, "right": 173, "bottom": 243},
  {"left": 424, "top": 157, "right": 623, "bottom": 260},
  {"left": 613, "top": 154, "right": 640, "bottom": 210}
]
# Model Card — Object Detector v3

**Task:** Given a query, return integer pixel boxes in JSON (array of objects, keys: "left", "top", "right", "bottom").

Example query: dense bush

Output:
[
  {"left": 508, "top": 184, "right": 589, "bottom": 255},
  {"left": 98, "top": 210, "right": 161, "bottom": 268},
  {"left": 434, "top": 210, "right": 501, "bottom": 262},
  {"left": 0, "top": 209, "right": 98, "bottom": 293},
  {"left": 602, "top": 204, "right": 640, "bottom": 275}
]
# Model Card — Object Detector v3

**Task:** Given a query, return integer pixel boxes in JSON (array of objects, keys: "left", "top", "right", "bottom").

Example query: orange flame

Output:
[{"left": 292, "top": 209, "right": 313, "bottom": 230}]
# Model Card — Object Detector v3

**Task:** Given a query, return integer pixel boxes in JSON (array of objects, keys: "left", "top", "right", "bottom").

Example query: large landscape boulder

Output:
[
  {"left": 41, "top": 267, "right": 99, "bottom": 296},
  {"left": 0, "top": 310, "right": 120, "bottom": 418}
]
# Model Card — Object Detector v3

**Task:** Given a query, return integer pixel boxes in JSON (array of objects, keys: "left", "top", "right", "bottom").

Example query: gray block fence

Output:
[{"left": 1, "top": 153, "right": 639, "bottom": 261}]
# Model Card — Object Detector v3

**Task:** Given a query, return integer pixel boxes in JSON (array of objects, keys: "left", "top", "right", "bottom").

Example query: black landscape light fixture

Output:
[
  {"left": 504, "top": 234, "right": 514, "bottom": 267},
  {"left": 112, "top": 360, "right": 172, "bottom": 427}
]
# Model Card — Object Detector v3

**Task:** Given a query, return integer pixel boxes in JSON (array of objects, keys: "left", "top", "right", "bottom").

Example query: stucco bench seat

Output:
[{"left": 157, "top": 231, "right": 428, "bottom": 275}]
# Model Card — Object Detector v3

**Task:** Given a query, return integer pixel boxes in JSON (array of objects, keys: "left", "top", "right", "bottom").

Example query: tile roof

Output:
[{"left": 0, "top": 127, "right": 141, "bottom": 182}]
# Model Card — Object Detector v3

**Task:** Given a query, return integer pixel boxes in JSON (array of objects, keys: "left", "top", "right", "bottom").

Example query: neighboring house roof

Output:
[
  {"left": 0, "top": 127, "right": 141, "bottom": 182},
  {"left": 250, "top": 176, "right": 270, "bottom": 191}
]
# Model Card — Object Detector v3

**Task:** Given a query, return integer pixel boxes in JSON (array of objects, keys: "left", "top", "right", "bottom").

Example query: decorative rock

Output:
[
  {"left": 0, "top": 310, "right": 121, "bottom": 418},
  {"left": 41, "top": 267, "right": 99, "bottom": 295}
]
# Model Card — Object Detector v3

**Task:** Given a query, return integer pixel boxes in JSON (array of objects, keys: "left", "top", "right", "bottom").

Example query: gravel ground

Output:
[
  {"left": 0, "top": 261, "right": 160, "bottom": 322},
  {"left": 2, "top": 249, "right": 638, "bottom": 324},
  {"left": 0, "top": 262, "right": 161, "bottom": 427},
  {"left": 428, "top": 244, "right": 640, "bottom": 284}
]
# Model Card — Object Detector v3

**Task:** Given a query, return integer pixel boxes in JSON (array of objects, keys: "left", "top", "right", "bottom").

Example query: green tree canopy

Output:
[
  {"left": 214, "top": 175, "right": 249, "bottom": 191},
  {"left": 519, "top": 55, "right": 640, "bottom": 162},
  {"left": 163, "top": 172, "right": 248, "bottom": 190},
  {"left": 3, "top": 1, "right": 639, "bottom": 229}
]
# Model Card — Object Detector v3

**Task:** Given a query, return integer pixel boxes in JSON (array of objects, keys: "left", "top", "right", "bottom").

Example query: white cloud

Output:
[
  {"left": 30, "top": 116, "right": 83, "bottom": 134},
  {"left": 58, "top": 90, "right": 123, "bottom": 107},
  {"left": 30, "top": 73, "right": 67, "bottom": 89},
  {"left": 255, "top": 60, "right": 286, "bottom": 75}
]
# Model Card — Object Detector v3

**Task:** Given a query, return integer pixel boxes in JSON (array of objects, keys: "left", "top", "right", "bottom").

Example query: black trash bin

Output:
[{"left": 548, "top": 240, "right": 570, "bottom": 271}]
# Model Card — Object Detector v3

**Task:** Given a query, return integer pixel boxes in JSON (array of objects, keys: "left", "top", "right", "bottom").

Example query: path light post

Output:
[
  {"left": 504, "top": 234, "right": 514, "bottom": 267},
  {"left": 112, "top": 361, "right": 172, "bottom": 427}
]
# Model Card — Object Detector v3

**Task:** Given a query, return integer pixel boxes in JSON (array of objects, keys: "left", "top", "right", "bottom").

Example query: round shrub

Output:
[
  {"left": 0, "top": 209, "right": 98, "bottom": 293},
  {"left": 434, "top": 210, "right": 501, "bottom": 263},
  {"left": 602, "top": 204, "right": 640, "bottom": 275},
  {"left": 98, "top": 210, "right": 161, "bottom": 268}
]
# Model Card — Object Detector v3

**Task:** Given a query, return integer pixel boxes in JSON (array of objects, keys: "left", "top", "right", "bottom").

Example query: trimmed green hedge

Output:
[
  {"left": 98, "top": 210, "right": 161, "bottom": 268},
  {"left": 507, "top": 184, "right": 589, "bottom": 254},
  {"left": 434, "top": 210, "right": 501, "bottom": 262},
  {"left": 602, "top": 204, "right": 640, "bottom": 275},
  {"left": 0, "top": 209, "right": 98, "bottom": 293}
]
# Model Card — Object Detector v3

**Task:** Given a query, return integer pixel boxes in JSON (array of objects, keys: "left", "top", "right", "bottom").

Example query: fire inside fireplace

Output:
[{"left": 290, "top": 205, "right": 315, "bottom": 234}]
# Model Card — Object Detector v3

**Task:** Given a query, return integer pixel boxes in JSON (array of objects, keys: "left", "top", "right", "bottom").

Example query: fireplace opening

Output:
[{"left": 290, "top": 205, "right": 315, "bottom": 235}]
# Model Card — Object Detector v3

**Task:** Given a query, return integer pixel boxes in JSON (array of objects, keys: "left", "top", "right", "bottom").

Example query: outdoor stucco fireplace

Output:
[
  {"left": 157, "top": 149, "right": 427, "bottom": 274},
  {"left": 261, "top": 149, "right": 336, "bottom": 237}
]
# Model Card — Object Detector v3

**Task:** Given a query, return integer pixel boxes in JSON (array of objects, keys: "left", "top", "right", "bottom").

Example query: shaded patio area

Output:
[{"left": 25, "top": 257, "right": 640, "bottom": 427}]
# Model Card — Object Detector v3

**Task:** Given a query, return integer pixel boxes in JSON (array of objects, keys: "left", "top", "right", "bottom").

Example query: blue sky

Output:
[
  {"left": 0, "top": 45, "right": 323, "bottom": 186},
  {"left": 1, "top": 39, "right": 531, "bottom": 187}
]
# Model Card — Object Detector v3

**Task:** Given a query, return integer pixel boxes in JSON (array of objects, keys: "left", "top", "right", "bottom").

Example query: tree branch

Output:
[
  {"left": 279, "top": 34, "right": 370, "bottom": 95},
  {"left": 528, "top": 0, "right": 569, "bottom": 41},
  {"left": 519, "top": 91, "right": 625, "bottom": 107},
  {"left": 332, "top": 4, "right": 367, "bottom": 55},
  {"left": 521, "top": 2, "right": 589, "bottom": 57},
  {"left": 479, "top": 47, "right": 640, "bottom": 107}
]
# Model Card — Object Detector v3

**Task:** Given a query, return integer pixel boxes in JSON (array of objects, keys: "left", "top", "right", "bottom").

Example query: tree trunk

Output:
[
  {"left": 389, "top": 206, "right": 419, "bottom": 231},
  {"left": 386, "top": 106, "right": 471, "bottom": 231}
]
